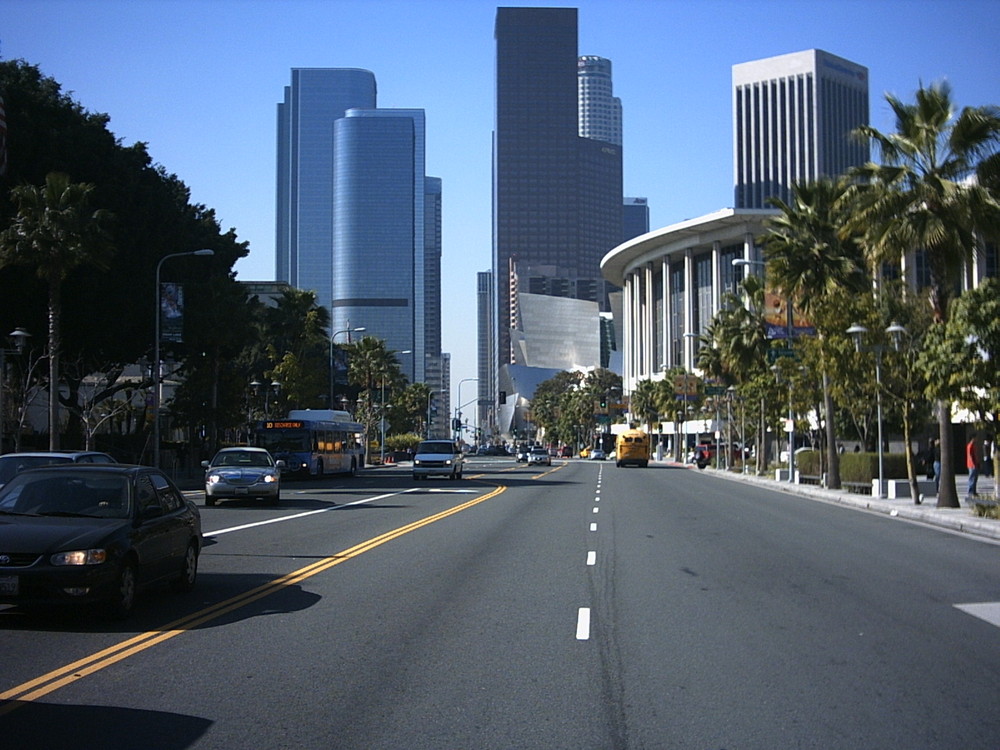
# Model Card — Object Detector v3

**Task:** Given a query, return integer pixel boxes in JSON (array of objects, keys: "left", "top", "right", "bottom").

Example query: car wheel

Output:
[
  {"left": 205, "top": 494, "right": 216, "bottom": 507},
  {"left": 270, "top": 490, "right": 280, "bottom": 505},
  {"left": 171, "top": 542, "right": 198, "bottom": 593},
  {"left": 107, "top": 559, "right": 137, "bottom": 620}
]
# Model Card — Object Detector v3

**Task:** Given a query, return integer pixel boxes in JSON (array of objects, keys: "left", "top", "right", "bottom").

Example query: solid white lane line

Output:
[
  {"left": 207, "top": 489, "right": 419, "bottom": 536},
  {"left": 587, "top": 551, "right": 596, "bottom": 566},
  {"left": 576, "top": 608, "right": 591, "bottom": 640},
  {"left": 955, "top": 602, "right": 1000, "bottom": 628}
]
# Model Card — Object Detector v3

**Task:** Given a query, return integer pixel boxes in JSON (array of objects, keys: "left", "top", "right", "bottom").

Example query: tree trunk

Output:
[
  {"left": 823, "top": 370, "right": 841, "bottom": 489},
  {"left": 937, "top": 400, "right": 959, "bottom": 508},
  {"left": 48, "top": 283, "right": 61, "bottom": 450},
  {"left": 903, "top": 408, "right": 921, "bottom": 504}
]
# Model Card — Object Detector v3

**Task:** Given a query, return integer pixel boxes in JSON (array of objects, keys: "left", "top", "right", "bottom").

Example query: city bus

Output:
[
  {"left": 615, "top": 429, "right": 651, "bottom": 468},
  {"left": 255, "top": 410, "right": 364, "bottom": 477}
]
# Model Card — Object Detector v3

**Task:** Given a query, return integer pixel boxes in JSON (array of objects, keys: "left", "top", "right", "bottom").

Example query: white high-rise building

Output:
[
  {"left": 733, "top": 49, "right": 869, "bottom": 209},
  {"left": 578, "top": 55, "right": 622, "bottom": 146}
]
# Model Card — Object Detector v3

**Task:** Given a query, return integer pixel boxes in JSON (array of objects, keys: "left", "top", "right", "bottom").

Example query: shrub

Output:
[{"left": 838, "top": 452, "right": 909, "bottom": 483}]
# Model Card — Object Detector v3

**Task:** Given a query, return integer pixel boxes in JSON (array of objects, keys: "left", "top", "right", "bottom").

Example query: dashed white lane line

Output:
[
  {"left": 587, "top": 550, "right": 597, "bottom": 566},
  {"left": 592, "top": 507, "right": 599, "bottom": 513},
  {"left": 590, "top": 522, "right": 597, "bottom": 531},
  {"left": 576, "top": 608, "right": 591, "bottom": 640},
  {"left": 955, "top": 602, "right": 1000, "bottom": 628}
]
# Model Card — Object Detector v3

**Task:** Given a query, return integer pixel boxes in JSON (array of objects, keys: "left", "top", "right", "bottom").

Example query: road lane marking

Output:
[
  {"left": 208, "top": 489, "right": 420, "bottom": 536},
  {"left": 955, "top": 602, "right": 1000, "bottom": 628},
  {"left": 590, "top": 523, "right": 597, "bottom": 531},
  {"left": 593, "top": 507, "right": 599, "bottom": 513},
  {"left": 0, "top": 484, "right": 508, "bottom": 714},
  {"left": 576, "top": 608, "right": 591, "bottom": 640},
  {"left": 586, "top": 551, "right": 596, "bottom": 566}
]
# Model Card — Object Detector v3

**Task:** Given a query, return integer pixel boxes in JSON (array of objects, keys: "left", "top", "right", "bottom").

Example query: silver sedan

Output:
[{"left": 202, "top": 447, "right": 285, "bottom": 506}]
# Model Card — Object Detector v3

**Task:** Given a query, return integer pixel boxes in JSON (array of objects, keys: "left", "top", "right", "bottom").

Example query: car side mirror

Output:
[
  {"left": 142, "top": 504, "right": 164, "bottom": 519},
  {"left": 275, "top": 460, "right": 286, "bottom": 469},
  {"left": 201, "top": 460, "right": 210, "bottom": 469}
]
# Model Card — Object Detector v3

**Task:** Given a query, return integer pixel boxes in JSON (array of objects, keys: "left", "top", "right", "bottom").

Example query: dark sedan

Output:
[{"left": 0, "top": 464, "right": 202, "bottom": 619}]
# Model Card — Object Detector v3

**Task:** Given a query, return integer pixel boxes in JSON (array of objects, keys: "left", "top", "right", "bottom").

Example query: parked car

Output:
[
  {"left": 589, "top": 448, "right": 606, "bottom": 461},
  {"left": 202, "top": 447, "right": 285, "bottom": 506},
  {"left": 0, "top": 464, "right": 202, "bottom": 619},
  {"left": 693, "top": 443, "right": 748, "bottom": 469},
  {"left": 0, "top": 451, "right": 117, "bottom": 490},
  {"left": 412, "top": 440, "right": 464, "bottom": 480},
  {"left": 527, "top": 446, "right": 551, "bottom": 466}
]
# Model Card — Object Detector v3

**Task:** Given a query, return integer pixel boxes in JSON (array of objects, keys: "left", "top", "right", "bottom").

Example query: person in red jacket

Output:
[{"left": 967, "top": 434, "right": 982, "bottom": 500}]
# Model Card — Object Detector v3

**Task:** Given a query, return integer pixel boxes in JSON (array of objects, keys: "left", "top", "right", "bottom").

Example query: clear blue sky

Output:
[{"left": 4, "top": 0, "right": 999, "bottom": 408}]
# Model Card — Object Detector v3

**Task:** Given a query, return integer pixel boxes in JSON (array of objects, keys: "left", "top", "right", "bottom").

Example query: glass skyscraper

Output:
[
  {"left": 276, "top": 69, "right": 442, "bottom": 387},
  {"left": 493, "top": 7, "right": 623, "bottom": 371},
  {"left": 276, "top": 68, "right": 376, "bottom": 304}
]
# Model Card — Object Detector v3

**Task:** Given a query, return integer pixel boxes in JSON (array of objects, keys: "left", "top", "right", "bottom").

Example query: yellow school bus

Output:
[{"left": 615, "top": 429, "right": 650, "bottom": 468}]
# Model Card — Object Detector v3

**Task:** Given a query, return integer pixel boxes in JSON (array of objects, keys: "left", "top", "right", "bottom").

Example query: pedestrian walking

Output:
[
  {"left": 967, "top": 434, "right": 982, "bottom": 500},
  {"left": 930, "top": 438, "right": 941, "bottom": 494}
]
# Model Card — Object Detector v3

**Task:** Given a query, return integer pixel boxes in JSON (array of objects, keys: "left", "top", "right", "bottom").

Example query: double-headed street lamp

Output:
[
  {"left": 847, "top": 322, "right": 907, "bottom": 500},
  {"left": 0, "top": 327, "right": 32, "bottom": 453},
  {"left": 250, "top": 379, "right": 282, "bottom": 420},
  {"left": 153, "top": 249, "right": 214, "bottom": 468}
]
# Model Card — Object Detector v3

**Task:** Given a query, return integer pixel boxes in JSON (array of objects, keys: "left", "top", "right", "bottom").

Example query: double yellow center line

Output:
[{"left": 0, "top": 483, "right": 506, "bottom": 714}]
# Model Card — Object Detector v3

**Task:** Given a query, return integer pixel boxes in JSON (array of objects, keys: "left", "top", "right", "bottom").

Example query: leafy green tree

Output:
[
  {"left": 345, "top": 337, "right": 406, "bottom": 461},
  {"left": 920, "top": 278, "right": 1000, "bottom": 496},
  {"left": 0, "top": 60, "right": 247, "bottom": 454},
  {"left": 0, "top": 172, "right": 113, "bottom": 449},
  {"left": 846, "top": 81, "right": 1000, "bottom": 507}
]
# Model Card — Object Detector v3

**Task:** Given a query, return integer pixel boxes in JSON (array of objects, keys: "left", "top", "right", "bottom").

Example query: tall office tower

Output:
[
  {"left": 476, "top": 270, "right": 495, "bottom": 436},
  {"left": 276, "top": 68, "right": 377, "bottom": 303},
  {"left": 276, "top": 71, "right": 442, "bottom": 390},
  {"left": 578, "top": 55, "right": 622, "bottom": 146},
  {"left": 623, "top": 197, "right": 649, "bottom": 242},
  {"left": 733, "top": 49, "right": 869, "bottom": 209},
  {"left": 493, "top": 6, "right": 623, "bottom": 371},
  {"left": 332, "top": 108, "right": 430, "bottom": 383}
]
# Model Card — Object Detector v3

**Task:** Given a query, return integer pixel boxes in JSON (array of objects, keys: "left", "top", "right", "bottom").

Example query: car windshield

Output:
[
  {"left": 0, "top": 470, "right": 131, "bottom": 518},
  {"left": 417, "top": 442, "right": 455, "bottom": 454},
  {"left": 212, "top": 451, "right": 273, "bottom": 467},
  {"left": 0, "top": 455, "right": 73, "bottom": 485}
]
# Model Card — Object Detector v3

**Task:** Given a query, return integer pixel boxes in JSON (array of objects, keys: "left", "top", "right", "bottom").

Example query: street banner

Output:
[
  {"left": 763, "top": 290, "right": 815, "bottom": 339},
  {"left": 160, "top": 282, "right": 184, "bottom": 343}
]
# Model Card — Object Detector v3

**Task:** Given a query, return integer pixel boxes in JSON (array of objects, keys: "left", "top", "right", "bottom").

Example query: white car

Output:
[
  {"left": 527, "top": 446, "right": 551, "bottom": 466},
  {"left": 412, "top": 440, "right": 464, "bottom": 480},
  {"left": 589, "top": 448, "right": 606, "bottom": 461}
]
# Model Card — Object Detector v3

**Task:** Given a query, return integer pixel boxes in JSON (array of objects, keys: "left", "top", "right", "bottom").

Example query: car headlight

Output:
[
  {"left": 444, "top": 459, "right": 452, "bottom": 465},
  {"left": 207, "top": 474, "right": 222, "bottom": 485},
  {"left": 263, "top": 474, "right": 278, "bottom": 484},
  {"left": 51, "top": 549, "right": 107, "bottom": 566}
]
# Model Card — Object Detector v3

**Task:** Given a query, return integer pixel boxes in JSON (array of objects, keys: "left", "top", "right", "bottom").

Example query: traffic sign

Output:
[{"left": 767, "top": 347, "right": 796, "bottom": 363}]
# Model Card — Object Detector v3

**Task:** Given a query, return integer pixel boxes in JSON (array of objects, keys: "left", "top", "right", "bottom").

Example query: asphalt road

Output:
[{"left": 3, "top": 457, "right": 1000, "bottom": 749}]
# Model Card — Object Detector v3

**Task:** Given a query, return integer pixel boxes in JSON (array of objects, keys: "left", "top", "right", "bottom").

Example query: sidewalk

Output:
[{"left": 663, "top": 461, "right": 1000, "bottom": 542}]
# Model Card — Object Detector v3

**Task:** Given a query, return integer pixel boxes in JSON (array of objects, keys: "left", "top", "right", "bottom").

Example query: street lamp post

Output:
[
  {"left": 455, "top": 378, "right": 478, "bottom": 442},
  {"left": 329, "top": 326, "right": 365, "bottom": 409},
  {"left": 250, "top": 379, "right": 282, "bottom": 420},
  {"left": 847, "top": 323, "right": 905, "bottom": 500},
  {"left": 0, "top": 328, "right": 32, "bottom": 453},
  {"left": 153, "top": 249, "right": 214, "bottom": 467}
]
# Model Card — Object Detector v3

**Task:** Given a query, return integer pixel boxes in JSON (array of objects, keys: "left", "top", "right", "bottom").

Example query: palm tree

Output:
[
  {"left": 764, "top": 177, "right": 868, "bottom": 489},
  {"left": 845, "top": 82, "right": 1000, "bottom": 507},
  {"left": 345, "top": 337, "right": 405, "bottom": 462},
  {"left": 0, "top": 172, "right": 112, "bottom": 449}
]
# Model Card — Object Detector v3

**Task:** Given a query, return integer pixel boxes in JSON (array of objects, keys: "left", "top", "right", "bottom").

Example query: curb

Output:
[{"left": 658, "top": 461, "right": 1000, "bottom": 542}]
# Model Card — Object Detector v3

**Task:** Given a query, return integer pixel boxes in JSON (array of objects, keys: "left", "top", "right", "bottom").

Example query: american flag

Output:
[{"left": 0, "top": 93, "right": 7, "bottom": 176}]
